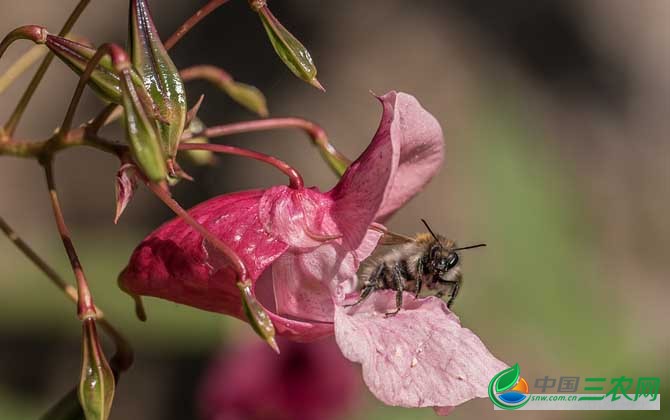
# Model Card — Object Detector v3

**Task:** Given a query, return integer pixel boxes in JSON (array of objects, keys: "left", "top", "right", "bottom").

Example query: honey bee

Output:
[{"left": 346, "top": 219, "right": 486, "bottom": 316}]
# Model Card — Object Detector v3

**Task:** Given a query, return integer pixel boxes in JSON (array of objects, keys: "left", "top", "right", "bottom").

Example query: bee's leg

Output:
[
  {"left": 414, "top": 278, "right": 423, "bottom": 299},
  {"left": 344, "top": 264, "right": 386, "bottom": 308},
  {"left": 413, "top": 260, "right": 423, "bottom": 298},
  {"left": 447, "top": 282, "right": 461, "bottom": 309},
  {"left": 384, "top": 266, "right": 404, "bottom": 317}
]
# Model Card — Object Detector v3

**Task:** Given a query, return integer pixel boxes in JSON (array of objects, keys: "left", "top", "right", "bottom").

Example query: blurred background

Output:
[{"left": 1, "top": 0, "right": 668, "bottom": 419}]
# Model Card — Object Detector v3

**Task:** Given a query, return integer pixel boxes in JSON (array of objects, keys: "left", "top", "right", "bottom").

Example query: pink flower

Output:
[
  {"left": 120, "top": 91, "right": 506, "bottom": 414},
  {"left": 198, "top": 337, "right": 361, "bottom": 420}
]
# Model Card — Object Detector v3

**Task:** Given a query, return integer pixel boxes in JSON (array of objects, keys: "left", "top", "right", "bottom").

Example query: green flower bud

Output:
[
  {"left": 129, "top": 0, "right": 187, "bottom": 160},
  {"left": 252, "top": 2, "right": 324, "bottom": 90},
  {"left": 118, "top": 65, "right": 167, "bottom": 182},
  {"left": 45, "top": 35, "right": 144, "bottom": 105},
  {"left": 237, "top": 280, "right": 279, "bottom": 353},
  {"left": 79, "top": 319, "right": 115, "bottom": 420}
]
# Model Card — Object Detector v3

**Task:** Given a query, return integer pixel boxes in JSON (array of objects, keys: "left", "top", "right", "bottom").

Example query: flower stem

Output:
[
  {"left": 0, "top": 215, "right": 133, "bottom": 374},
  {"left": 164, "top": 0, "right": 230, "bottom": 50},
  {"left": 179, "top": 142, "right": 304, "bottom": 189},
  {"left": 43, "top": 160, "right": 97, "bottom": 319},
  {"left": 145, "top": 181, "right": 248, "bottom": 282},
  {"left": 182, "top": 118, "right": 351, "bottom": 176},
  {"left": 0, "top": 45, "right": 47, "bottom": 95},
  {"left": 3, "top": 0, "right": 91, "bottom": 137}
]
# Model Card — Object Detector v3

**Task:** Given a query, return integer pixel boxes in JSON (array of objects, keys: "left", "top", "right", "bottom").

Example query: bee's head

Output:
[
  {"left": 422, "top": 219, "right": 486, "bottom": 275},
  {"left": 436, "top": 251, "right": 460, "bottom": 272}
]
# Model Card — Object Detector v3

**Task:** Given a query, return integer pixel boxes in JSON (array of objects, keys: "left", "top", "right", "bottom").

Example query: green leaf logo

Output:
[{"left": 495, "top": 363, "right": 520, "bottom": 393}]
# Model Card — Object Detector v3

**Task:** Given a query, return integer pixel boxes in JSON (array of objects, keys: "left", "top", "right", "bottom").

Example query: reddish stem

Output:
[
  {"left": 44, "top": 161, "right": 96, "bottom": 319},
  {"left": 179, "top": 142, "right": 304, "bottom": 189},
  {"left": 164, "top": 0, "right": 230, "bottom": 50},
  {"left": 0, "top": 215, "right": 133, "bottom": 373},
  {"left": 180, "top": 64, "right": 233, "bottom": 85},
  {"left": 182, "top": 117, "right": 350, "bottom": 167},
  {"left": 146, "top": 181, "right": 248, "bottom": 282}
]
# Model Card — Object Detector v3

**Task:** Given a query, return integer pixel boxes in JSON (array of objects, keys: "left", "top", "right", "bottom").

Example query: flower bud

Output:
[
  {"left": 221, "top": 80, "right": 269, "bottom": 117},
  {"left": 129, "top": 0, "right": 187, "bottom": 160},
  {"left": 237, "top": 280, "right": 279, "bottom": 354},
  {"left": 181, "top": 117, "right": 215, "bottom": 166},
  {"left": 45, "top": 35, "right": 145, "bottom": 105},
  {"left": 252, "top": 2, "right": 323, "bottom": 90},
  {"left": 118, "top": 65, "right": 168, "bottom": 182},
  {"left": 79, "top": 318, "right": 115, "bottom": 420}
]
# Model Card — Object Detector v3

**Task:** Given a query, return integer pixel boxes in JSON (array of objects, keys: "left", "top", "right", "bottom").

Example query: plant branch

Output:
[
  {"left": 43, "top": 159, "right": 96, "bottom": 319},
  {"left": 179, "top": 142, "right": 303, "bottom": 189},
  {"left": 0, "top": 215, "right": 133, "bottom": 373},
  {"left": 182, "top": 117, "right": 351, "bottom": 175},
  {"left": 3, "top": 0, "right": 91, "bottom": 137},
  {"left": 0, "top": 128, "right": 124, "bottom": 158},
  {"left": 164, "top": 0, "right": 230, "bottom": 50},
  {"left": 0, "top": 44, "right": 47, "bottom": 95}
]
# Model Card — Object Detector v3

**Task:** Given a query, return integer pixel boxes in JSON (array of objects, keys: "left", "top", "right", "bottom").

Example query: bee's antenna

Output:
[
  {"left": 421, "top": 218, "right": 444, "bottom": 247},
  {"left": 454, "top": 243, "right": 487, "bottom": 251}
]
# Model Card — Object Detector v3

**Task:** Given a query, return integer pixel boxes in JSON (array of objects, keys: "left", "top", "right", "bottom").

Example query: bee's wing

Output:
[{"left": 379, "top": 230, "right": 415, "bottom": 245}]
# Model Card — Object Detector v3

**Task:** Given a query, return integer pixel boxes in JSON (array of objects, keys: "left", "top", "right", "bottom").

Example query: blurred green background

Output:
[{"left": 1, "top": 0, "right": 668, "bottom": 419}]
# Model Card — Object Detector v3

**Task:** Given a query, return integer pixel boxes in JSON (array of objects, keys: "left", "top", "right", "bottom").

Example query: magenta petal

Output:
[
  {"left": 119, "top": 189, "right": 335, "bottom": 340},
  {"left": 334, "top": 291, "right": 507, "bottom": 411},
  {"left": 376, "top": 92, "right": 444, "bottom": 222},
  {"left": 120, "top": 190, "right": 287, "bottom": 316}
]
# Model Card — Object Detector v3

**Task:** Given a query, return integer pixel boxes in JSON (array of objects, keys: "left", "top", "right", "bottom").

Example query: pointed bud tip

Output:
[
  {"left": 267, "top": 336, "right": 280, "bottom": 354},
  {"left": 310, "top": 78, "right": 326, "bottom": 92}
]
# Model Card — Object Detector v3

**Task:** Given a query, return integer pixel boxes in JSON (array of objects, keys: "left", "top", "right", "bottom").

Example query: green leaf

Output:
[
  {"left": 119, "top": 68, "right": 167, "bottom": 182},
  {"left": 129, "top": 0, "right": 186, "bottom": 160},
  {"left": 78, "top": 319, "right": 115, "bottom": 420},
  {"left": 495, "top": 363, "right": 520, "bottom": 393}
]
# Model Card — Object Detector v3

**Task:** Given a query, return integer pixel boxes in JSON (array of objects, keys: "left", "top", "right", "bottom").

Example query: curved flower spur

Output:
[{"left": 120, "top": 91, "right": 507, "bottom": 414}]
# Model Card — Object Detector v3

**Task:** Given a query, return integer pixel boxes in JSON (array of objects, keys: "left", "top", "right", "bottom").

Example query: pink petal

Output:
[
  {"left": 328, "top": 94, "right": 397, "bottom": 249},
  {"left": 259, "top": 186, "right": 338, "bottom": 249},
  {"left": 119, "top": 190, "right": 333, "bottom": 340},
  {"left": 334, "top": 291, "right": 507, "bottom": 412},
  {"left": 376, "top": 92, "right": 444, "bottom": 222},
  {"left": 273, "top": 228, "right": 383, "bottom": 322},
  {"left": 114, "top": 163, "right": 139, "bottom": 224}
]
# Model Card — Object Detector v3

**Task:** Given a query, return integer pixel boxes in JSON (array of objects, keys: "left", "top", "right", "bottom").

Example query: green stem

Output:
[
  {"left": 0, "top": 45, "right": 47, "bottom": 94},
  {"left": 3, "top": 0, "right": 91, "bottom": 137}
]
